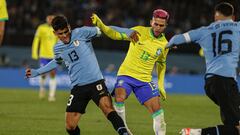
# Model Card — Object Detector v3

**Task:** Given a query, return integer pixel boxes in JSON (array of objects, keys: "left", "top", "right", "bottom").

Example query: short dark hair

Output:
[
  {"left": 215, "top": 2, "right": 234, "bottom": 17},
  {"left": 51, "top": 15, "right": 68, "bottom": 31}
]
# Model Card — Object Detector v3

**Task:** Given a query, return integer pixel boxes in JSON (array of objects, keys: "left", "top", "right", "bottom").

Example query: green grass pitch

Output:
[{"left": 0, "top": 88, "right": 221, "bottom": 135}]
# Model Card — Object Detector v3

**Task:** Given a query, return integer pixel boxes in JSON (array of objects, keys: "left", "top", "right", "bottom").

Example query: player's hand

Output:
[
  {"left": 129, "top": 31, "right": 141, "bottom": 43},
  {"left": 25, "top": 68, "right": 39, "bottom": 78},
  {"left": 91, "top": 13, "right": 104, "bottom": 28},
  {"left": 159, "top": 88, "right": 167, "bottom": 101}
]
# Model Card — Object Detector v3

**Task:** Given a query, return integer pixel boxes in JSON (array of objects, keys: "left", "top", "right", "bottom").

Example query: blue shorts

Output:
[
  {"left": 39, "top": 58, "right": 53, "bottom": 67},
  {"left": 114, "top": 75, "right": 160, "bottom": 104}
]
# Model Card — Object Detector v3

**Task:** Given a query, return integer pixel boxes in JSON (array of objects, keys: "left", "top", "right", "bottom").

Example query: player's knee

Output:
[
  {"left": 101, "top": 103, "right": 114, "bottom": 116},
  {"left": 98, "top": 97, "right": 114, "bottom": 116},
  {"left": 65, "top": 118, "right": 77, "bottom": 130},
  {"left": 50, "top": 70, "right": 56, "bottom": 78},
  {"left": 115, "top": 95, "right": 126, "bottom": 102},
  {"left": 65, "top": 121, "right": 77, "bottom": 130}
]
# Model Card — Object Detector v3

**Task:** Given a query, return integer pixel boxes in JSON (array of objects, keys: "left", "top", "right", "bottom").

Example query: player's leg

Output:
[
  {"left": 91, "top": 80, "right": 129, "bottom": 135},
  {"left": 38, "top": 58, "right": 49, "bottom": 99},
  {"left": 134, "top": 82, "right": 166, "bottom": 135},
  {"left": 113, "top": 76, "right": 133, "bottom": 134},
  {"left": 39, "top": 74, "right": 46, "bottom": 99},
  {"left": 65, "top": 85, "right": 90, "bottom": 135},
  {"left": 181, "top": 76, "right": 240, "bottom": 135},
  {"left": 144, "top": 96, "right": 166, "bottom": 135},
  {"left": 65, "top": 112, "right": 81, "bottom": 135},
  {"left": 48, "top": 69, "right": 57, "bottom": 102}
]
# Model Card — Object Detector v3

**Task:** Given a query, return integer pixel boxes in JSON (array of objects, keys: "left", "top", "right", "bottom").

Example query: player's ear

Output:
[
  {"left": 150, "top": 19, "right": 153, "bottom": 26},
  {"left": 68, "top": 25, "right": 71, "bottom": 32}
]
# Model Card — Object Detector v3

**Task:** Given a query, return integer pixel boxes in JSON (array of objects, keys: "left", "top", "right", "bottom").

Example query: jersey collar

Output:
[{"left": 150, "top": 28, "right": 164, "bottom": 40}]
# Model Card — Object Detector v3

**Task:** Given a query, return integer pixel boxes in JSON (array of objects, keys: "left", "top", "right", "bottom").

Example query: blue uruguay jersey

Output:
[
  {"left": 183, "top": 20, "right": 240, "bottom": 79},
  {"left": 54, "top": 26, "right": 103, "bottom": 87}
]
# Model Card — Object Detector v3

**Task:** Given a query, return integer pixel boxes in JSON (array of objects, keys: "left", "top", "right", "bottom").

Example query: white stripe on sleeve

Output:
[
  {"left": 183, "top": 33, "right": 191, "bottom": 43},
  {"left": 95, "top": 27, "right": 102, "bottom": 37}
]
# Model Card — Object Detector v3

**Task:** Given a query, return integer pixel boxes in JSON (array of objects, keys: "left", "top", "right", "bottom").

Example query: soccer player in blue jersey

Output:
[
  {"left": 25, "top": 15, "right": 130, "bottom": 135},
  {"left": 167, "top": 2, "right": 240, "bottom": 135}
]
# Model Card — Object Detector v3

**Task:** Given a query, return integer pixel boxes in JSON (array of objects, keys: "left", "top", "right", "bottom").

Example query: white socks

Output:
[
  {"left": 114, "top": 102, "right": 133, "bottom": 135},
  {"left": 39, "top": 77, "right": 57, "bottom": 101},
  {"left": 48, "top": 78, "right": 57, "bottom": 101},
  {"left": 152, "top": 109, "right": 166, "bottom": 135},
  {"left": 39, "top": 77, "right": 46, "bottom": 99}
]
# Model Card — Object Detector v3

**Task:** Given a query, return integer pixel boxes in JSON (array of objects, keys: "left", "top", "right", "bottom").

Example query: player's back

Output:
[{"left": 193, "top": 20, "right": 240, "bottom": 79}]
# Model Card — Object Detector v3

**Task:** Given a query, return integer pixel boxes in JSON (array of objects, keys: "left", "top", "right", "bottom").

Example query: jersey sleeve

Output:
[
  {"left": 31, "top": 26, "right": 41, "bottom": 60},
  {"left": 156, "top": 49, "right": 168, "bottom": 89},
  {"left": 110, "top": 26, "right": 134, "bottom": 37},
  {"left": 80, "top": 26, "right": 100, "bottom": 39},
  {"left": 184, "top": 27, "right": 205, "bottom": 42},
  {"left": 167, "top": 27, "right": 205, "bottom": 48},
  {"left": 156, "top": 49, "right": 169, "bottom": 100}
]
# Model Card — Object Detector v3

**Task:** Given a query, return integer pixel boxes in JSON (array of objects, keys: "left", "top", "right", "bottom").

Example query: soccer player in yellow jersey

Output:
[
  {"left": 0, "top": 0, "right": 9, "bottom": 46},
  {"left": 32, "top": 13, "right": 58, "bottom": 102},
  {"left": 92, "top": 9, "right": 169, "bottom": 135}
]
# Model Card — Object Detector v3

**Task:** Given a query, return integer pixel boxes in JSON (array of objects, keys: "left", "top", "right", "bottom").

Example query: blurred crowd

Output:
[{"left": 4, "top": 0, "right": 239, "bottom": 46}]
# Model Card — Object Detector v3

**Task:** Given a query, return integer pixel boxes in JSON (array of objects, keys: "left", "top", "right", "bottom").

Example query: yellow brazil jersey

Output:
[
  {"left": 118, "top": 26, "right": 168, "bottom": 83},
  {"left": 32, "top": 23, "right": 58, "bottom": 59},
  {"left": 0, "top": 0, "right": 9, "bottom": 21}
]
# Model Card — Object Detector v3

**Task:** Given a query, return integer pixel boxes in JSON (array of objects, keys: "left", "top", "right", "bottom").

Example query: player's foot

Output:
[
  {"left": 39, "top": 89, "right": 46, "bottom": 99},
  {"left": 179, "top": 128, "right": 201, "bottom": 135},
  {"left": 126, "top": 128, "right": 133, "bottom": 135},
  {"left": 48, "top": 96, "right": 56, "bottom": 102}
]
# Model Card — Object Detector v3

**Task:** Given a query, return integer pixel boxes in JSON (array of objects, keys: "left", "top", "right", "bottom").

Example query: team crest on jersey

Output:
[
  {"left": 156, "top": 48, "right": 162, "bottom": 56},
  {"left": 73, "top": 40, "right": 80, "bottom": 46}
]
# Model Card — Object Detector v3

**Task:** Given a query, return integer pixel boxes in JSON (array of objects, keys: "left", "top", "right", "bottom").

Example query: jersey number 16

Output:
[{"left": 211, "top": 30, "right": 232, "bottom": 57}]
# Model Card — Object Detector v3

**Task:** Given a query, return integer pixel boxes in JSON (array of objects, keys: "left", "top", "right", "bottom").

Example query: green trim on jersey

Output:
[
  {"left": 0, "top": 18, "right": 8, "bottom": 21},
  {"left": 150, "top": 28, "right": 164, "bottom": 40}
]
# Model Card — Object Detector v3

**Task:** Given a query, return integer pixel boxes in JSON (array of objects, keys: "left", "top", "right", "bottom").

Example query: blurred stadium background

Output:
[{"left": 0, "top": 0, "right": 239, "bottom": 135}]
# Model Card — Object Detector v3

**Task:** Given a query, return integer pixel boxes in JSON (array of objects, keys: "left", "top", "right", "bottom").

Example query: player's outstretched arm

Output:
[
  {"left": 91, "top": 13, "right": 138, "bottom": 41},
  {"left": 25, "top": 59, "right": 59, "bottom": 78},
  {"left": 110, "top": 26, "right": 140, "bottom": 43},
  {"left": 166, "top": 34, "right": 186, "bottom": 48}
]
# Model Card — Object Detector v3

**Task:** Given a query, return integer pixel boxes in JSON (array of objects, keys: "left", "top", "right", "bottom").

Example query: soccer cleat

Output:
[
  {"left": 48, "top": 96, "right": 56, "bottom": 102},
  {"left": 179, "top": 128, "right": 201, "bottom": 135}
]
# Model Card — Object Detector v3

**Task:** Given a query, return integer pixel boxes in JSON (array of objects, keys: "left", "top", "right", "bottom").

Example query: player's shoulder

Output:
[
  {"left": 53, "top": 41, "right": 65, "bottom": 53},
  {"left": 131, "top": 26, "right": 147, "bottom": 31},
  {"left": 74, "top": 26, "right": 96, "bottom": 32},
  {"left": 72, "top": 27, "right": 96, "bottom": 37},
  {"left": 37, "top": 23, "right": 50, "bottom": 30}
]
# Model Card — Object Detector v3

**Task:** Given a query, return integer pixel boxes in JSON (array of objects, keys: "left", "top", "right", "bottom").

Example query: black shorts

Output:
[
  {"left": 66, "top": 79, "right": 111, "bottom": 114},
  {"left": 204, "top": 75, "right": 240, "bottom": 126}
]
